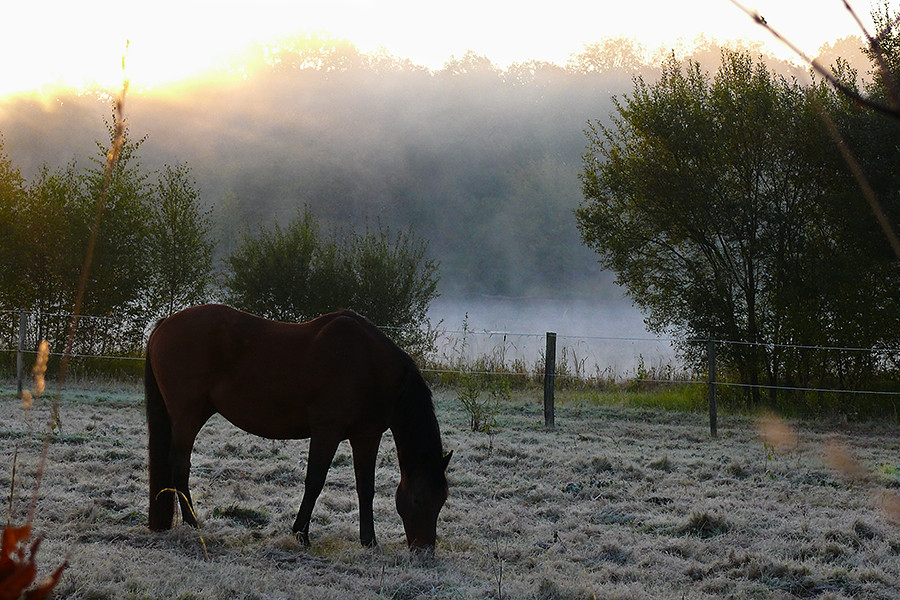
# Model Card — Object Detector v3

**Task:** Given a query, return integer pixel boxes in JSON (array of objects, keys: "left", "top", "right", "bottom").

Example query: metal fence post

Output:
[
  {"left": 543, "top": 331, "right": 556, "bottom": 430},
  {"left": 16, "top": 310, "right": 27, "bottom": 399},
  {"left": 708, "top": 339, "right": 718, "bottom": 438}
]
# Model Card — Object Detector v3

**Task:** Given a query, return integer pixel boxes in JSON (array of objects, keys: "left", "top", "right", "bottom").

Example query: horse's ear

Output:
[{"left": 442, "top": 450, "right": 453, "bottom": 471}]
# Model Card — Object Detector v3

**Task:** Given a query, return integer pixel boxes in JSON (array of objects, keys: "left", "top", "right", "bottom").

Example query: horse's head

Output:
[{"left": 395, "top": 451, "right": 452, "bottom": 554}]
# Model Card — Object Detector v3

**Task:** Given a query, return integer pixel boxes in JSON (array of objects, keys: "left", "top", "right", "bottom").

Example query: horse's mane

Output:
[
  {"left": 333, "top": 310, "right": 441, "bottom": 452},
  {"left": 333, "top": 309, "right": 428, "bottom": 382}
]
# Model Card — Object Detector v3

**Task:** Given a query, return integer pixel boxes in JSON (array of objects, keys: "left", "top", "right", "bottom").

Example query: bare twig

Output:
[
  {"left": 728, "top": 0, "right": 900, "bottom": 118},
  {"left": 7, "top": 443, "right": 18, "bottom": 527},
  {"left": 15, "top": 42, "right": 131, "bottom": 539},
  {"left": 494, "top": 537, "right": 504, "bottom": 600},
  {"left": 730, "top": 1, "right": 900, "bottom": 258},
  {"left": 844, "top": 0, "right": 900, "bottom": 107}
]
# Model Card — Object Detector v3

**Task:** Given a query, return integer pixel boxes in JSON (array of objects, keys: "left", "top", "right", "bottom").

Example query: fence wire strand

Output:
[{"left": 3, "top": 309, "right": 899, "bottom": 399}]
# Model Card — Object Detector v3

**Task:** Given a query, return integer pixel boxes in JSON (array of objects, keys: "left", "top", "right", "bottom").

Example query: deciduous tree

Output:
[
  {"left": 224, "top": 207, "right": 439, "bottom": 356},
  {"left": 146, "top": 163, "right": 215, "bottom": 317},
  {"left": 576, "top": 49, "right": 899, "bottom": 403}
]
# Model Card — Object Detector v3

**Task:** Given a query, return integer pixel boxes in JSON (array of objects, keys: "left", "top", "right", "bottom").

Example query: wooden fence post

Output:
[
  {"left": 16, "top": 310, "right": 27, "bottom": 399},
  {"left": 543, "top": 331, "right": 556, "bottom": 430},
  {"left": 708, "top": 339, "right": 718, "bottom": 438}
]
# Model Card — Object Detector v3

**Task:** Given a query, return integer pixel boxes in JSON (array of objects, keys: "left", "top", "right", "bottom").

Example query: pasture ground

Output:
[{"left": 1, "top": 383, "right": 899, "bottom": 599}]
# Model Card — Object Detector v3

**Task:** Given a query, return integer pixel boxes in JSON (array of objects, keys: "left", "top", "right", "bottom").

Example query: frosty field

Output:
[{"left": 1, "top": 385, "right": 899, "bottom": 599}]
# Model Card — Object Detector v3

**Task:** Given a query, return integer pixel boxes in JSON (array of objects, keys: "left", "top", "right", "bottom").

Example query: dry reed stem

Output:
[
  {"left": 20, "top": 341, "right": 48, "bottom": 410},
  {"left": 6, "top": 339, "right": 51, "bottom": 528},
  {"left": 1, "top": 44, "right": 130, "bottom": 600},
  {"left": 6, "top": 445, "right": 17, "bottom": 528},
  {"left": 59, "top": 41, "right": 130, "bottom": 389},
  {"left": 1, "top": 342, "right": 68, "bottom": 598}
]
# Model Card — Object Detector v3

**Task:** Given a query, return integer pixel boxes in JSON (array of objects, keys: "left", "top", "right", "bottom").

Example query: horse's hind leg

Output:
[
  {"left": 292, "top": 436, "right": 340, "bottom": 546},
  {"left": 350, "top": 433, "right": 381, "bottom": 548},
  {"left": 171, "top": 425, "right": 202, "bottom": 528}
]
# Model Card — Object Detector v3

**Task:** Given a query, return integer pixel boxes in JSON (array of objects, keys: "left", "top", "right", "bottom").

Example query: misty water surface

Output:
[{"left": 428, "top": 296, "right": 677, "bottom": 379}]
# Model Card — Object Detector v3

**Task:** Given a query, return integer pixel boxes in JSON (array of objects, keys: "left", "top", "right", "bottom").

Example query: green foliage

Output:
[
  {"left": 0, "top": 122, "right": 217, "bottom": 358},
  {"left": 1, "top": 126, "right": 154, "bottom": 325},
  {"left": 145, "top": 163, "right": 215, "bottom": 316},
  {"left": 0, "top": 140, "right": 32, "bottom": 308},
  {"left": 455, "top": 375, "right": 507, "bottom": 432},
  {"left": 224, "top": 207, "right": 322, "bottom": 321},
  {"left": 569, "top": 385, "right": 707, "bottom": 413},
  {"left": 867, "top": 1, "right": 900, "bottom": 97},
  {"left": 577, "top": 49, "right": 900, "bottom": 407},
  {"left": 223, "top": 207, "right": 439, "bottom": 356}
]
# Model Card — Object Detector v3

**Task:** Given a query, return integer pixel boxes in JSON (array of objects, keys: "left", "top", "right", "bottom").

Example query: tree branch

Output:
[{"left": 728, "top": 0, "right": 900, "bottom": 119}]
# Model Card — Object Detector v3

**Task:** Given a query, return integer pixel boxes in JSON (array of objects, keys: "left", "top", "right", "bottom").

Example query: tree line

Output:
[
  {"left": 0, "top": 125, "right": 438, "bottom": 365},
  {"left": 0, "top": 125, "right": 216, "bottom": 359}
]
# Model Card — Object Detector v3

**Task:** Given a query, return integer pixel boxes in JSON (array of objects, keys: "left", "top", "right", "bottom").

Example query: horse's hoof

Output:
[
  {"left": 361, "top": 537, "right": 378, "bottom": 549},
  {"left": 295, "top": 531, "right": 311, "bottom": 547}
]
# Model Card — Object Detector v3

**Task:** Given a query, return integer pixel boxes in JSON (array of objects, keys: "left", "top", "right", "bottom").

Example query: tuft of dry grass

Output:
[{"left": 678, "top": 512, "right": 729, "bottom": 539}]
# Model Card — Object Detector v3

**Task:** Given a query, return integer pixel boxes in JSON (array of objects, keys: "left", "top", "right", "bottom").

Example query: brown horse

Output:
[{"left": 145, "top": 304, "right": 451, "bottom": 552}]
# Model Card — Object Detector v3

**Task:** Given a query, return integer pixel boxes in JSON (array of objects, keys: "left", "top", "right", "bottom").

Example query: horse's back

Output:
[{"left": 147, "top": 304, "right": 407, "bottom": 440}]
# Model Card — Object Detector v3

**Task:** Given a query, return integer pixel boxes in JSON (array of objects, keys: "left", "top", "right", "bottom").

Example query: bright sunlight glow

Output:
[{"left": 1, "top": 0, "right": 878, "bottom": 98}]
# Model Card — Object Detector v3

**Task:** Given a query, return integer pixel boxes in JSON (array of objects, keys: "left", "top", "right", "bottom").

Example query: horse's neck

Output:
[{"left": 390, "top": 376, "right": 442, "bottom": 474}]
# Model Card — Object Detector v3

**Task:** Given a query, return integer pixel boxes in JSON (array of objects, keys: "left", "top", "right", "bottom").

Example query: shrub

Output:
[
  {"left": 456, "top": 376, "right": 508, "bottom": 432},
  {"left": 224, "top": 207, "right": 439, "bottom": 357}
]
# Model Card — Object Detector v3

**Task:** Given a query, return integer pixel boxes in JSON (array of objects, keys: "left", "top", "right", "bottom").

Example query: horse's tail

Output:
[{"left": 145, "top": 331, "right": 175, "bottom": 531}]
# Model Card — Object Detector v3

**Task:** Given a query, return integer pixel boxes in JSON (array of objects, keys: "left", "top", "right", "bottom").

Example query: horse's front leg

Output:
[
  {"left": 292, "top": 436, "right": 340, "bottom": 546},
  {"left": 350, "top": 433, "right": 382, "bottom": 548}
]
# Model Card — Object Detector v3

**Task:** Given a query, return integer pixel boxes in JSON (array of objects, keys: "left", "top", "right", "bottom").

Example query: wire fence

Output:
[
  {"left": 0, "top": 309, "right": 146, "bottom": 362},
  {"left": 422, "top": 324, "right": 680, "bottom": 383},
  {"left": 3, "top": 308, "right": 899, "bottom": 409}
]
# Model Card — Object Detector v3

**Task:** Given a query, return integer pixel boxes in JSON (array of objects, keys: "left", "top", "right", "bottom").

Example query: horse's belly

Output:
[
  {"left": 209, "top": 373, "right": 388, "bottom": 442},
  {"left": 217, "top": 405, "right": 312, "bottom": 440},
  {"left": 213, "top": 395, "right": 384, "bottom": 442}
]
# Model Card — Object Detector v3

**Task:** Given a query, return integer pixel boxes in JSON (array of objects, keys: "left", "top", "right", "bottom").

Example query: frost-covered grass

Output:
[{"left": 1, "top": 384, "right": 899, "bottom": 599}]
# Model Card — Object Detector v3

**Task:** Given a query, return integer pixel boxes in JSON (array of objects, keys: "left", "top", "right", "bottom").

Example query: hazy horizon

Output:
[{"left": 1, "top": 0, "right": 882, "bottom": 98}]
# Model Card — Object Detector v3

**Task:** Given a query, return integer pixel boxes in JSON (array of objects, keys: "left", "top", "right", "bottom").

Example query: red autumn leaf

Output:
[
  {"left": 0, "top": 526, "right": 66, "bottom": 600},
  {"left": 23, "top": 560, "right": 68, "bottom": 600}
]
